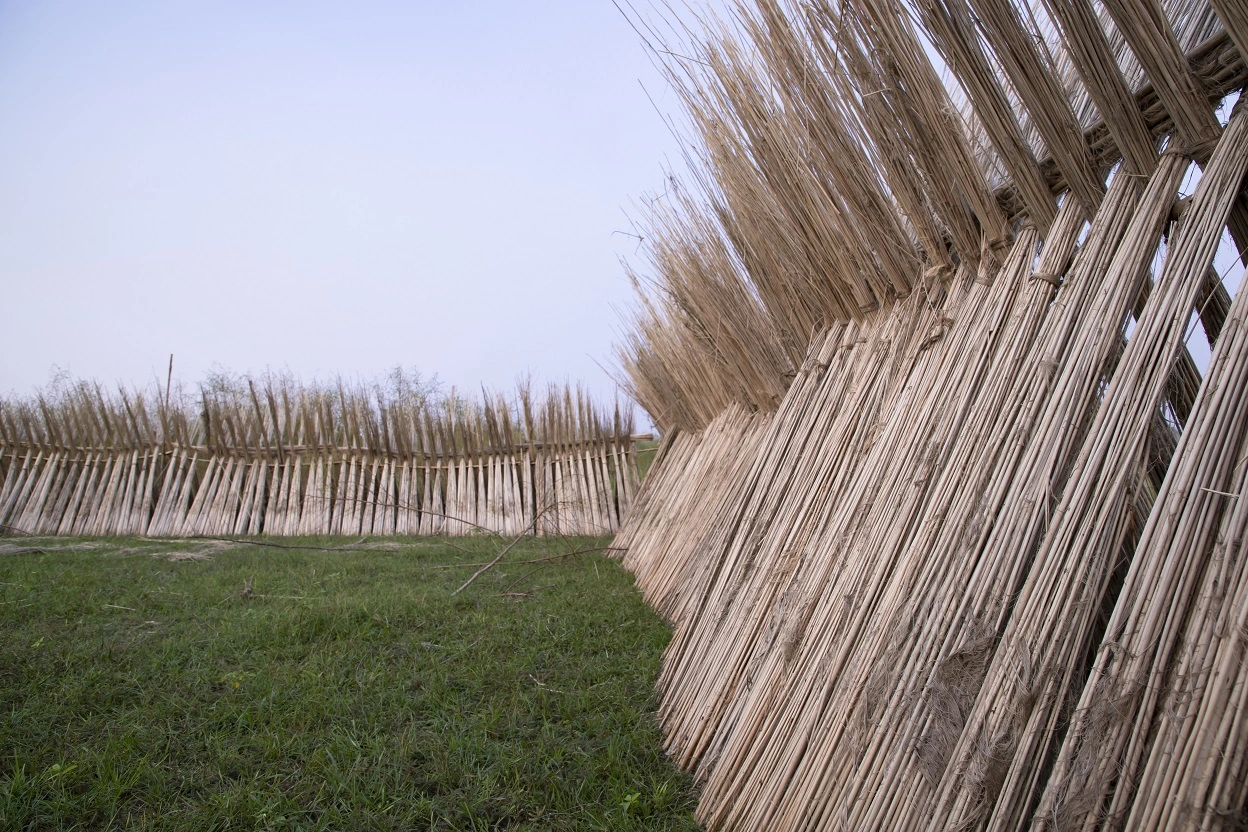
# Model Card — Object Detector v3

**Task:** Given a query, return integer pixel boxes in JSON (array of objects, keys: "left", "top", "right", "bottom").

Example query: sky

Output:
[{"left": 0, "top": 1, "right": 701, "bottom": 413}]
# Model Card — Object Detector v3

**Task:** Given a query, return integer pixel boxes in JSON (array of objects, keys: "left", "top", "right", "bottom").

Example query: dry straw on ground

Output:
[{"left": 613, "top": 0, "right": 1248, "bottom": 829}]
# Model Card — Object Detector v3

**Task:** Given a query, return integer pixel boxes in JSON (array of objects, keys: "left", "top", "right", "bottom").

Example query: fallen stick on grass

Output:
[
  {"left": 428, "top": 545, "right": 627, "bottom": 570},
  {"left": 452, "top": 532, "right": 528, "bottom": 595},
  {"left": 451, "top": 501, "right": 572, "bottom": 595},
  {"left": 151, "top": 535, "right": 372, "bottom": 552}
]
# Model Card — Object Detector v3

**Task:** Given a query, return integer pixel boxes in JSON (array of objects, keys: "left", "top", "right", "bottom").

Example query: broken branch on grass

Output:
[
  {"left": 502, "top": 565, "right": 555, "bottom": 594},
  {"left": 431, "top": 545, "right": 627, "bottom": 571},
  {"left": 500, "top": 582, "right": 555, "bottom": 598},
  {"left": 153, "top": 535, "right": 372, "bottom": 553},
  {"left": 452, "top": 532, "right": 528, "bottom": 595},
  {"left": 528, "top": 673, "right": 565, "bottom": 694},
  {"left": 294, "top": 494, "right": 511, "bottom": 539},
  {"left": 451, "top": 500, "right": 573, "bottom": 594}
]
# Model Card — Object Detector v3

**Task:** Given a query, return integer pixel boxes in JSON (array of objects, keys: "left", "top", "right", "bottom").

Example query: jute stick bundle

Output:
[
  {"left": 0, "top": 382, "right": 638, "bottom": 537},
  {"left": 1035, "top": 271, "right": 1248, "bottom": 827},
  {"left": 613, "top": 0, "right": 1247, "bottom": 828}
]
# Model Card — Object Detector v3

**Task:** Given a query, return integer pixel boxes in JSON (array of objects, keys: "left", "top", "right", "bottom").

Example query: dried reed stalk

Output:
[
  {"left": 0, "top": 381, "right": 638, "bottom": 538},
  {"left": 613, "top": 0, "right": 1248, "bottom": 829}
]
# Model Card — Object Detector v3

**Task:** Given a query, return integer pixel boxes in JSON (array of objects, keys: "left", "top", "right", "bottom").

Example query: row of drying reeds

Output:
[
  {"left": 0, "top": 379, "right": 639, "bottom": 537},
  {"left": 616, "top": 0, "right": 1245, "bottom": 433},
  {"left": 613, "top": 0, "right": 1248, "bottom": 828}
]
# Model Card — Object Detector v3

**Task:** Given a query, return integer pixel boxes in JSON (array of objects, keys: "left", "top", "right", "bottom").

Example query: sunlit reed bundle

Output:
[
  {"left": 0, "top": 378, "right": 639, "bottom": 538},
  {"left": 613, "top": 0, "right": 1248, "bottom": 828}
]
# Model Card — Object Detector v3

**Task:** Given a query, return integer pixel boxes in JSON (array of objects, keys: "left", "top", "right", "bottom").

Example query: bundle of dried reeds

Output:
[
  {"left": 611, "top": 0, "right": 1248, "bottom": 828},
  {"left": 0, "top": 379, "right": 639, "bottom": 538},
  {"left": 1035, "top": 274, "right": 1248, "bottom": 827},
  {"left": 618, "top": 0, "right": 1245, "bottom": 433},
  {"left": 615, "top": 405, "right": 771, "bottom": 623}
]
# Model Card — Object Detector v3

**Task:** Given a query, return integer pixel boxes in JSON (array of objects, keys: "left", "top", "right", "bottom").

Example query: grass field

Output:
[{"left": 0, "top": 535, "right": 701, "bottom": 831}]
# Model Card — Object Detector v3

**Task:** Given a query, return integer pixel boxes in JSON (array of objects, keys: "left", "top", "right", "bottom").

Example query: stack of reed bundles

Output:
[
  {"left": 616, "top": 404, "right": 773, "bottom": 623},
  {"left": 0, "top": 381, "right": 639, "bottom": 538},
  {"left": 612, "top": 0, "right": 1248, "bottom": 828}
]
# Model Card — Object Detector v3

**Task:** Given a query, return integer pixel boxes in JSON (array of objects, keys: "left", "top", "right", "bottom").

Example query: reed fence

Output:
[
  {"left": 613, "top": 0, "right": 1248, "bottom": 829},
  {"left": 0, "top": 382, "right": 640, "bottom": 538}
]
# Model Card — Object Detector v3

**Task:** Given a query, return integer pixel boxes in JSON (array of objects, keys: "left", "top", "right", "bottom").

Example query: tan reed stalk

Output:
[
  {"left": 613, "top": 3, "right": 1246, "bottom": 824},
  {"left": 1044, "top": 0, "right": 1158, "bottom": 177},
  {"left": 1210, "top": 0, "right": 1248, "bottom": 66},
  {"left": 964, "top": 0, "right": 1104, "bottom": 212},
  {"left": 1034, "top": 269, "right": 1248, "bottom": 829},
  {"left": 1099, "top": 0, "right": 1223, "bottom": 160},
  {"left": 913, "top": 0, "right": 1057, "bottom": 228},
  {"left": 926, "top": 108, "right": 1248, "bottom": 832}
]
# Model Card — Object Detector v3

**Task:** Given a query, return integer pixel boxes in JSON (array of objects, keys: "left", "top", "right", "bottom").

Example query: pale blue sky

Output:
[{"left": 0, "top": 1, "right": 695, "bottom": 407}]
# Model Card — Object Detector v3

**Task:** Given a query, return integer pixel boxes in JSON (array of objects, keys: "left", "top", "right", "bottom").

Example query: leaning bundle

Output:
[
  {"left": 612, "top": 0, "right": 1248, "bottom": 828},
  {"left": 616, "top": 404, "right": 772, "bottom": 623},
  {"left": 1036, "top": 275, "right": 1248, "bottom": 827}
]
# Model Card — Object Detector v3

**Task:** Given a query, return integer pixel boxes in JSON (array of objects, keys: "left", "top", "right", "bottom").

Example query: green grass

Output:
[
  {"left": 0, "top": 535, "right": 701, "bottom": 831},
  {"left": 635, "top": 440, "right": 661, "bottom": 483}
]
